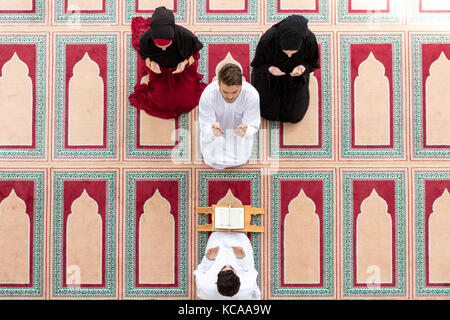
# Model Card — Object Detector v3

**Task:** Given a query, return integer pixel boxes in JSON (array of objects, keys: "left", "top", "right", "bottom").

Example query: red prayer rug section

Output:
[
  {"left": 411, "top": 35, "right": 450, "bottom": 159},
  {"left": 51, "top": 170, "right": 118, "bottom": 298},
  {"left": 269, "top": 170, "right": 335, "bottom": 298},
  {"left": 125, "top": 33, "right": 189, "bottom": 161},
  {"left": 342, "top": 169, "right": 407, "bottom": 298},
  {"left": 54, "top": 0, "right": 117, "bottom": 24},
  {"left": 195, "top": 0, "right": 259, "bottom": 24},
  {"left": 125, "top": 0, "right": 187, "bottom": 24},
  {"left": 124, "top": 170, "right": 190, "bottom": 298},
  {"left": 206, "top": 43, "right": 251, "bottom": 84},
  {"left": 266, "top": 0, "right": 330, "bottom": 23},
  {"left": 339, "top": 34, "right": 404, "bottom": 159},
  {"left": 0, "top": 35, "right": 47, "bottom": 160},
  {"left": 0, "top": 171, "right": 45, "bottom": 298},
  {"left": 269, "top": 35, "right": 333, "bottom": 160},
  {"left": 0, "top": 0, "right": 46, "bottom": 23},
  {"left": 408, "top": 0, "right": 450, "bottom": 24},
  {"left": 337, "top": 0, "right": 401, "bottom": 23},
  {"left": 195, "top": 170, "right": 263, "bottom": 296},
  {"left": 54, "top": 34, "right": 118, "bottom": 160},
  {"left": 350, "top": 43, "right": 394, "bottom": 149},
  {"left": 414, "top": 170, "right": 450, "bottom": 297},
  {"left": 196, "top": 33, "right": 259, "bottom": 86}
]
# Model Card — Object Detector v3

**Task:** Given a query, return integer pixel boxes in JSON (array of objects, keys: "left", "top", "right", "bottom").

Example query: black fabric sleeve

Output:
[
  {"left": 138, "top": 30, "right": 151, "bottom": 60},
  {"left": 250, "top": 29, "right": 276, "bottom": 71},
  {"left": 176, "top": 26, "right": 204, "bottom": 60},
  {"left": 301, "top": 31, "right": 320, "bottom": 75}
]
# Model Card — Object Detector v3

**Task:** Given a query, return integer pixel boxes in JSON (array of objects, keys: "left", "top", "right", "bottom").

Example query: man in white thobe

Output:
[
  {"left": 199, "top": 63, "right": 260, "bottom": 170},
  {"left": 193, "top": 231, "right": 261, "bottom": 300}
]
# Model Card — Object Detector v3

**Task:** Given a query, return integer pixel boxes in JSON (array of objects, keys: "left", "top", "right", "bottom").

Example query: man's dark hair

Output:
[
  {"left": 218, "top": 63, "right": 242, "bottom": 86},
  {"left": 217, "top": 269, "right": 241, "bottom": 297}
]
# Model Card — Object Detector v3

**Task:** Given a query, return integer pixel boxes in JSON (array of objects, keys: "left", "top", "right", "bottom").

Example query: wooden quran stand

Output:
[{"left": 197, "top": 205, "right": 264, "bottom": 233}]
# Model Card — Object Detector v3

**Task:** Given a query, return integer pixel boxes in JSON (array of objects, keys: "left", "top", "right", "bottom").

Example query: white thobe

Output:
[
  {"left": 193, "top": 231, "right": 261, "bottom": 300},
  {"left": 198, "top": 80, "right": 260, "bottom": 170}
]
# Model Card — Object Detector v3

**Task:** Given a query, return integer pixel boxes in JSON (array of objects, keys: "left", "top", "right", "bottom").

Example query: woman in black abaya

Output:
[{"left": 251, "top": 15, "right": 320, "bottom": 123}]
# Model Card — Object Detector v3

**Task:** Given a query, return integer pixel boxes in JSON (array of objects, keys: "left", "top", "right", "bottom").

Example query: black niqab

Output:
[
  {"left": 251, "top": 14, "right": 319, "bottom": 76},
  {"left": 149, "top": 6, "right": 175, "bottom": 40},
  {"left": 277, "top": 15, "right": 308, "bottom": 50},
  {"left": 139, "top": 6, "right": 203, "bottom": 69}
]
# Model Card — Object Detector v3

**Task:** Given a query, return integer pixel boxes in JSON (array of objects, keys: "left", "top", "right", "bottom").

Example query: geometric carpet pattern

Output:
[{"left": 0, "top": 0, "right": 449, "bottom": 299}]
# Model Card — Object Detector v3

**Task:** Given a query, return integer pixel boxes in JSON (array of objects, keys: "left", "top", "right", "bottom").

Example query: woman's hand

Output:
[
  {"left": 268, "top": 66, "right": 285, "bottom": 76},
  {"left": 173, "top": 59, "right": 188, "bottom": 74},
  {"left": 146, "top": 58, "right": 162, "bottom": 74},
  {"left": 290, "top": 64, "right": 305, "bottom": 77}
]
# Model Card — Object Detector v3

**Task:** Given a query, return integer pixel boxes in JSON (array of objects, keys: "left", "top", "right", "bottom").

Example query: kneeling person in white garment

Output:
[
  {"left": 198, "top": 63, "right": 261, "bottom": 170},
  {"left": 193, "top": 231, "right": 261, "bottom": 300}
]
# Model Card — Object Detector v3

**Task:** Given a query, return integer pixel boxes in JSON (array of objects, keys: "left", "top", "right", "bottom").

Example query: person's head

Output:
[
  {"left": 150, "top": 6, "right": 175, "bottom": 50},
  {"left": 277, "top": 15, "right": 308, "bottom": 56},
  {"left": 218, "top": 63, "right": 243, "bottom": 104},
  {"left": 216, "top": 265, "right": 240, "bottom": 297}
]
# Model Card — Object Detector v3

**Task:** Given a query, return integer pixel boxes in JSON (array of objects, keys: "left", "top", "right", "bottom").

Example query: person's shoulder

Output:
[
  {"left": 242, "top": 81, "right": 259, "bottom": 97},
  {"left": 205, "top": 80, "right": 219, "bottom": 91},
  {"left": 175, "top": 24, "right": 195, "bottom": 37},
  {"left": 303, "top": 27, "right": 318, "bottom": 45},
  {"left": 201, "top": 80, "right": 219, "bottom": 97},
  {"left": 260, "top": 26, "right": 276, "bottom": 43}
]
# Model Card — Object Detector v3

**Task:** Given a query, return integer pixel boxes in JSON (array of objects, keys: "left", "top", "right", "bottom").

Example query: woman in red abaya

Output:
[{"left": 129, "top": 6, "right": 206, "bottom": 119}]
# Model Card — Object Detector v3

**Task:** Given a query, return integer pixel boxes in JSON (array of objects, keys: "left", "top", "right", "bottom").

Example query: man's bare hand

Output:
[
  {"left": 268, "top": 66, "right": 285, "bottom": 76},
  {"left": 290, "top": 64, "right": 305, "bottom": 77},
  {"left": 146, "top": 58, "right": 161, "bottom": 74},
  {"left": 232, "top": 246, "right": 245, "bottom": 259},
  {"left": 234, "top": 124, "right": 248, "bottom": 137},
  {"left": 212, "top": 124, "right": 224, "bottom": 137},
  {"left": 206, "top": 246, "right": 219, "bottom": 260}
]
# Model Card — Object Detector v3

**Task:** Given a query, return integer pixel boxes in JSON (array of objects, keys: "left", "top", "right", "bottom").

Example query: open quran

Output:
[
  {"left": 214, "top": 205, "right": 245, "bottom": 230},
  {"left": 197, "top": 205, "right": 264, "bottom": 233}
]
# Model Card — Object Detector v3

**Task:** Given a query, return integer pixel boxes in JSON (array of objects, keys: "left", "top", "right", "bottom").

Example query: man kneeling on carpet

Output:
[
  {"left": 194, "top": 231, "right": 261, "bottom": 300},
  {"left": 198, "top": 63, "right": 261, "bottom": 170}
]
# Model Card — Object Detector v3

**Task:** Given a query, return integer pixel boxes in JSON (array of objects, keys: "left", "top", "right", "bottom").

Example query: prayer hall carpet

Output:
[{"left": 0, "top": 0, "right": 449, "bottom": 300}]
